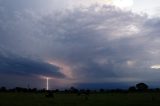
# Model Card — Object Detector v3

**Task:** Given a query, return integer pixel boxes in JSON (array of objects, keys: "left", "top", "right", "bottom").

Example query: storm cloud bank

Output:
[{"left": 0, "top": 1, "right": 160, "bottom": 88}]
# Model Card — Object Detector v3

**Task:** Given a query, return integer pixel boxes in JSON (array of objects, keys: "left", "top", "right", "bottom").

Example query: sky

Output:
[{"left": 0, "top": 0, "right": 160, "bottom": 89}]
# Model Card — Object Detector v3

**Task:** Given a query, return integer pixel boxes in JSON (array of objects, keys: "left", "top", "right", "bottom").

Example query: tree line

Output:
[{"left": 0, "top": 83, "right": 160, "bottom": 93}]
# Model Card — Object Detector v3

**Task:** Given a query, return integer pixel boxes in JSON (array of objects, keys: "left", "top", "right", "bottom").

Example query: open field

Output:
[{"left": 0, "top": 92, "right": 160, "bottom": 106}]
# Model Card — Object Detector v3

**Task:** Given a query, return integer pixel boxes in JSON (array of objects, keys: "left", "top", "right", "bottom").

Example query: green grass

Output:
[{"left": 0, "top": 92, "right": 160, "bottom": 106}]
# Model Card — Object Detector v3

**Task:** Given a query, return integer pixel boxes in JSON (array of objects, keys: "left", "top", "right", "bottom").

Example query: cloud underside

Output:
[
  {"left": 0, "top": 3, "right": 160, "bottom": 87},
  {"left": 0, "top": 51, "right": 65, "bottom": 78}
]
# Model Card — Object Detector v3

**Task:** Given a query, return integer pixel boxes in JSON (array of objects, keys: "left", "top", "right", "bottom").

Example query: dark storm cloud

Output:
[
  {"left": 1, "top": 2, "right": 160, "bottom": 88},
  {"left": 0, "top": 48, "right": 65, "bottom": 78}
]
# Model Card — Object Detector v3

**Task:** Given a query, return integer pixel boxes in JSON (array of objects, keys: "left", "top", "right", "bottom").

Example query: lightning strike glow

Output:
[{"left": 46, "top": 77, "right": 49, "bottom": 90}]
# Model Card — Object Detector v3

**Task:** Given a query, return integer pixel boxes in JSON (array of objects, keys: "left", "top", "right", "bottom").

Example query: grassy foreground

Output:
[{"left": 0, "top": 92, "right": 160, "bottom": 106}]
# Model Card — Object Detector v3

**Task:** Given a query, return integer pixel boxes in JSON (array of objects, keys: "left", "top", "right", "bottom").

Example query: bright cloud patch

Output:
[
  {"left": 112, "top": 0, "right": 134, "bottom": 8},
  {"left": 151, "top": 65, "right": 160, "bottom": 69}
]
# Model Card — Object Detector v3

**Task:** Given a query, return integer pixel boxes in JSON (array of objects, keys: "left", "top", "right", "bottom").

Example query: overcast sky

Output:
[{"left": 0, "top": 0, "right": 160, "bottom": 89}]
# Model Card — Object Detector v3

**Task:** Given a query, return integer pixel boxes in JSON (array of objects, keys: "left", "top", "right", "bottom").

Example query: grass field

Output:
[{"left": 0, "top": 92, "right": 160, "bottom": 106}]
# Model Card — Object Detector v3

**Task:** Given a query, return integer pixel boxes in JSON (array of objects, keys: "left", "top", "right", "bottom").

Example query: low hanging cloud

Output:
[
  {"left": 1, "top": 3, "right": 160, "bottom": 88},
  {"left": 0, "top": 48, "right": 65, "bottom": 78}
]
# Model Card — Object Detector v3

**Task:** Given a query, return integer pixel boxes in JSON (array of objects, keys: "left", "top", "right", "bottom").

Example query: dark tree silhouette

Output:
[
  {"left": 128, "top": 86, "right": 136, "bottom": 92},
  {"left": 0, "top": 86, "right": 7, "bottom": 92},
  {"left": 70, "top": 86, "right": 78, "bottom": 93},
  {"left": 136, "top": 83, "right": 148, "bottom": 91},
  {"left": 55, "top": 89, "right": 59, "bottom": 92},
  {"left": 100, "top": 88, "right": 105, "bottom": 93}
]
